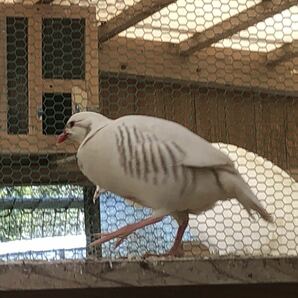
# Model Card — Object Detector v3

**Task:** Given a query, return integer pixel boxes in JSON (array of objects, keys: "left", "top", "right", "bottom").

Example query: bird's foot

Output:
[
  {"left": 143, "top": 247, "right": 184, "bottom": 258},
  {"left": 90, "top": 229, "right": 130, "bottom": 247},
  {"left": 92, "top": 232, "right": 128, "bottom": 248},
  {"left": 90, "top": 216, "right": 164, "bottom": 248},
  {"left": 92, "top": 186, "right": 106, "bottom": 204}
]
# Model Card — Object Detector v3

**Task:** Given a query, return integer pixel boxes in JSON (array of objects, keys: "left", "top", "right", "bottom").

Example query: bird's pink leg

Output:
[
  {"left": 89, "top": 215, "right": 164, "bottom": 247},
  {"left": 144, "top": 217, "right": 189, "bottom": 257},
  {"left": 166, "top": 218, "right": 188, "bottom": 256}
]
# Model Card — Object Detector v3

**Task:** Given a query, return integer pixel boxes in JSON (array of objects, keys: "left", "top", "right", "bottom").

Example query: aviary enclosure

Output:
[{"left": 0, "top": 0, "right": 297, "bottom": 290}]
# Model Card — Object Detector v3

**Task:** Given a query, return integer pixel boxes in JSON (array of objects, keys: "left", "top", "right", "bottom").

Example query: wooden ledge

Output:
[{"left": 0, "top": 257, "right": 298, "bottom": 290}]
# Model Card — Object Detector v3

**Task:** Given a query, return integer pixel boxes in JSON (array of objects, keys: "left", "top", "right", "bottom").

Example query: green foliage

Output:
[{"left": 0, "top": 185, "right": 85, "bottom": 242}]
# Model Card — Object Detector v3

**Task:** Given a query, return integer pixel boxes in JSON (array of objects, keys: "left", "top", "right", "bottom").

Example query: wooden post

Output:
[
  {"left": 0, "top": 17, "right": 7, "bottom": 134},
  {"left": 83, "top": 185, "right": 101, "bottom": 258},
  {"left": 28, "top": 15, "right": 42, "bottom": 135}
]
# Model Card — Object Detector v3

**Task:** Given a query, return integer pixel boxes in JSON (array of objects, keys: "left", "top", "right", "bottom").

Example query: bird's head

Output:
[{"left": 57, "top": 112, "right": 110, "bottom": 144}]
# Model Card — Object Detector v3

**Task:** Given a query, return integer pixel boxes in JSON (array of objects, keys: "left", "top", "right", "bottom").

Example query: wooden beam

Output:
[
  {"left": 288, "top": 167, "right": 298, "bottom": 182},
  {"left": 0, "top": 197, "right": 83, "bottom": 210},
  {"left": 0, "top": 134, "right": 77, "bottom": 154},
  {"left": 179, "top": 0, "right": 298, "bottom": 56},
  {"left": 0, "top": 153, "right": 88, "bottom": 186},
  {"left": 42, "top": 80, "right": 86, "bottom": 93},
  {"left": 266, "top": 41, "right": 298, "bottom": 66},
  {"left": 99, "top": 37, "right": 298, "bottom": 95},
  {"left": 28, "top": 15, "right": 42, "bottom": 135},
  {"left": 0, "top": 4, "right": 91, "bottom": 23},
  {"left": 1, "top": 258, "right": 298, "bottom": 290},
  {"left": 35, "top": 0, "right": 55, "bottom": 4},
  {"left": 98, "top": 0, "right": 176, "bottom": 43},
  {"left": 0, "top": 17, "right": 7, "bottom": 135}
]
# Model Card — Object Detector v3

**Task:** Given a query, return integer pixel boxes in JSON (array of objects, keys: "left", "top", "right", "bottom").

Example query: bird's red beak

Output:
[{"left": 57, "top": 131, "right": 69, "bottom": 144}]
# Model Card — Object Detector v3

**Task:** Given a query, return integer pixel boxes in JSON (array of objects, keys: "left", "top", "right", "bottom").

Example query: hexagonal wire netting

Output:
[{"left": 0, "top": 0, "right": 297, "bottom": 261}]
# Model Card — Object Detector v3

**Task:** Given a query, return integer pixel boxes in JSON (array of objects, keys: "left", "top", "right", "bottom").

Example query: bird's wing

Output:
[{"left": 113, "top": 115, "right": 233, "bottom": 174}]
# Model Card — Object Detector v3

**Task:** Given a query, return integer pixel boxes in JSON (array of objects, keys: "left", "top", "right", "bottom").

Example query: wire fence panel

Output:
[{"left": 0, "top": 0, "right": 297, "bottom": 261}]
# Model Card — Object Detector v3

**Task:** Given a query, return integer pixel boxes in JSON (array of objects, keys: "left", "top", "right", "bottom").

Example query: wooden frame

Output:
[
  {"left": 266, "top": 41, "right": 298, "bottom": 66},
  {"left": 0, "top": 4, "right": 99, "bottom": 154},
  {"left": 98, "top": 0, "right": 176, "bottom": 43},
  {"left": 0, "top": 2, "right": 296, "bottom": 155},
  {"left": 1, "top": 258, "right": 298, "bottom": 290},
  {"left": 99, "top": 37, "right": 298, "bottom": 96},
  {"left": 179, "top": 0, "right": 298, "bottom": 55},
  {"left": 0, "top": 16, "right": 7, "bottom": 137}
]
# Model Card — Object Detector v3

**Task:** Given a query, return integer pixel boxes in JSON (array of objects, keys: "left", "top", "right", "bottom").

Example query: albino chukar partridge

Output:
[{"left": 57, "top": 112, "right": 273, "bottom": 256}]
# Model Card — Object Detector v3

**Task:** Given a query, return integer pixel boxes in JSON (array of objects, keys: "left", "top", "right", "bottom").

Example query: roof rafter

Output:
[
  {"left": 266, "top": 41, "right": 298, "bottom": 66},
  {"left": 99, "top": 36, "right": 298, "bottom": 95},
  {"left": 98, "top": 0, "right": 176, "bottom": 43},
  {"left": 35, "top": 0, "right": 55, "bottom": 4},
  {"left": 179, "top": 0, "right": 298, "bottom": 56}
]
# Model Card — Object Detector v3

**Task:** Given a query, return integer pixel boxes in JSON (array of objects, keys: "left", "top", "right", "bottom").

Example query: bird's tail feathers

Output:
[{"left": 228, "top": 174, "right": 274, "bottom": 223}]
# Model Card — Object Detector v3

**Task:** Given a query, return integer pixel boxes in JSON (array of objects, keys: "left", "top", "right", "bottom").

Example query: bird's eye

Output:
[{"left": 69, "top": 121, "right": 75, "bottom": 128}]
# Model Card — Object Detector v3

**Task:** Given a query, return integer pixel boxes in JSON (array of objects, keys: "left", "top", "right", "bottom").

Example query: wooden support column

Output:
[
  {"left": 0, "top": 17, "right": 7, "bottom": 134},
  {"left": 28, "top": 15, "right": 42, "bottom": 135},
  {"left": 83, "top": 186, "right": 101, "bottom": 258}
]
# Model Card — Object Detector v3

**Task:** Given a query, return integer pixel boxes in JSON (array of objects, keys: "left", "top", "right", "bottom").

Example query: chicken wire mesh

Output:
[{"left": 0, "top": 0, "right": 297, "bottom": 261}]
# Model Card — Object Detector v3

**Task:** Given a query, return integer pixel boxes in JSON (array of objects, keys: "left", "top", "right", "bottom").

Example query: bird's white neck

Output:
[{"left": 80, "top": 116, "right": 112, "bottom": 147}]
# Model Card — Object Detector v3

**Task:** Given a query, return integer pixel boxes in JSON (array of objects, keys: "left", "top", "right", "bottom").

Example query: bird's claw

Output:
[
  {"left": 114, "top": 236, "right": 126, "bottom": 248},
  {"left": 143, "top": 247, "right": 184, "bottom": 258},
  {"left": 93, "top": 232, "right": 109, "bottom": 239},
  {"left": 92, "top": 186, "right": 106, "bottom": 204},
  {"left": 90, "top": 231, "right": 129, "bottom": 248}
]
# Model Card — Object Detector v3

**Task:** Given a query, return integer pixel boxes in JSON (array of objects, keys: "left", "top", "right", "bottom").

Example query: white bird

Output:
[{"left": 57, "top": 112, "right": 273, "bottom": 256}]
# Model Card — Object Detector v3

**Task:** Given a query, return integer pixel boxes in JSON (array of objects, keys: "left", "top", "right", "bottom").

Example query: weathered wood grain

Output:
[
  {"left": 266, "top": 41, "right": 298, "bottom": 66},
  {"left": 194, "top": 88, "right": 227, "bottom": 143},
  {"left": 1, "top": 258, "right": 298, "bottom": 290},
  {"left": 225, "top": 91, "right": 257, "bottom": 153},
  {"left": 255, "top": 95, "right": 288, "bottom": 169},
  {"left": 100, "top": 37, "right": 298, "bottom": 95}
]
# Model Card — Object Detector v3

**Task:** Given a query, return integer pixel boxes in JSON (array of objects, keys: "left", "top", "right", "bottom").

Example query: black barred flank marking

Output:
[
  {"left": 118, "top": 126, "right": 127, "bottom": 173},
  {"left": 139, "top": 130, "right": 145, "bottom": 142},
  {"left": 135, "top": 148, "right": 141, "bottom": 179},
  {"left": 149, "top": 143, "right": 159, "bottom": 174},
  {"left": 115, "top": 132, "right": 121, "bottom": 153},
  {"left": 164, "top": 143, "right": 176, "bottom": 163},
  {"left": 132, "top": 126, "right": 140, "bottom": 143},
  {"left": 141, "top": 143, "right": 149, "bottom": 182},
  {"left": 122, "top": 124, "right": 134, "bottom": 176},
  {"left": 115, "top": 133, "right": 122, "bottom": 167},
  {"left": 157, "top": 144, "right": 168, "bottom": 175},
  {"left": 171, "top": 142, "right": 185, "bottom": 155},
  {"left": 123, "top": 124, "right": 133, "bottom": 157},
  {"left": 165, "top": 143, "right": 178, "bottom": 180},
  {"left": 128, "top": 160, "right": 134, "bottom": 176}
]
